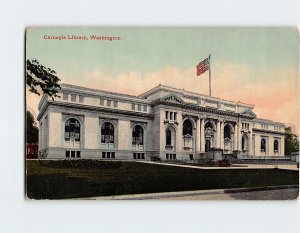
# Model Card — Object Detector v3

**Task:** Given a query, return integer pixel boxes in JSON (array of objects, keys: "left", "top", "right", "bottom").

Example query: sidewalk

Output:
[
  {"left": 81, "top": 185, "right": 298, "bottom": 200},
  {"left": 135, "top": 160, "right": 299, "bottom": 171}
]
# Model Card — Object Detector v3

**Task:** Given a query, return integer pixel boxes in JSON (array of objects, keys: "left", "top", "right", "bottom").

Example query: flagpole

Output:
[{"left": 209, "top": 54, "right": 211, "bottom": 96}]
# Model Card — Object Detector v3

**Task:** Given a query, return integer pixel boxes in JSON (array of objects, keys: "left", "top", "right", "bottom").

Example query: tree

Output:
[
  {"left": 284, "top": 127, "right": 299, "bottom": 155},
  {"left": 27, "top": 111, "right": 39, "bottom": 143},
  {"left": 26, "top": 59, "right": 61, "bottom": 100}
]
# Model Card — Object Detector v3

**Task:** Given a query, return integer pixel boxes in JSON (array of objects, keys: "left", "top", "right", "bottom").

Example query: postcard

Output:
[{"left": 25, "top": 27, "right": 299, "bottom": 200}]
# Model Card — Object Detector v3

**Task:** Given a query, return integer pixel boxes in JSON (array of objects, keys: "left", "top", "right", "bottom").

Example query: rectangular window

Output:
[
  {"left": 137, "top": 104, "right": 141, "bottom": 111},
  {"left": 166, "top": 154, "right": 169, "bottom": 159},
  {"left": 111, "top": 152, "right": 115, "bottom": 158},
  {"left": 102, "top": 152, "right": 106, "bottom": 158},
  {"left": 165, "top": 111, "right": 168, "bottom": 120},
  {"left": 141, "top": 153, "right": 145, "bottom": 159},
  {"left": 71, "top": 94, "right": 76, "bottom": 102},
  {"left": 76, "top": 151, "right": 81, "bottom": 158},
  {"left": 173, "top": 154, "right": 176, "bottom": 160},
  {"left": 170, "top": 112, "right": 173, "bottom": 120},
  {"left": 63, "top": 93, "right": 68, "bottom": 101},
  {"left": 107, "top": 152, "right": 110, "bottom": 158},
  {"left": 113, "top": 101, "right": 118, "bottom": 108},
  {"left": 100, "top": 98, "right": 104, "bottom": 106},
  {"left": 174, "top": 112, "right": 177, "bottom": 121},
  {"left": 71, "top": 151, "right": 75, "bottom": 158},
  {"left": 133, "top": 153, "right": 136, "bottom": 159},
  {"left": 107, "top": 100, "right": 111, "bottom": 107},
  {"left": 143, "top": 105, "right": 147, "bottom": 112},
  {"left": 79, "top": 95, "right": 84, "bottom": 103},
  {"left": 131, "top": 103, "right": 135, "bottom": 110},
  {"left": 66, "top": 151, "right": 70, "bottom": 158}
]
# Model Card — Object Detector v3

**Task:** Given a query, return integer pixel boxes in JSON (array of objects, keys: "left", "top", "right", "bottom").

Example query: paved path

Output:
[
  {"left": 158, "top": 188, "right": 299, "bottom": 200},
  {"left": 135, "top": 161, "right": 299, "bottom": 171}
]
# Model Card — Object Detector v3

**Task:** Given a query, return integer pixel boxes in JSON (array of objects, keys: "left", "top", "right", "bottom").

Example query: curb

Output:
[{"left": 84, "top": 184, "right": 299, "bottom": 200}]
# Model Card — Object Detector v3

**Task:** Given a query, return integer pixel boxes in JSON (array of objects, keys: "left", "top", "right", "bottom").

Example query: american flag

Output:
[{"left": 196, "top": 56, "right": 210, "bottom": 76}]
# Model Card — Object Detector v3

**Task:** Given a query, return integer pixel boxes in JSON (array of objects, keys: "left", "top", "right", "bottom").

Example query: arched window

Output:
[
  {"left": 183, "top": 119, "right": 193, "bottom": 136},
  {"left": 224, "top": 125, "right": 231, "bottom": 139},
  {"left": 166, "top": 129, "right": 172, "bottom": 146},
  {"left": 274, "top": 140, "right": 279, "bottom": 152},
  {"left": 261, "top": 138, "right": 266, "bottom": 152},
  {"left": 101, "top": 122, "right": 114, "bottom": 143},
  {"left": 132, "top": 125, "right": 144, "bottom": 145},
  {"left": 65, "top": 118, "right": 80, "bottom": 141}
]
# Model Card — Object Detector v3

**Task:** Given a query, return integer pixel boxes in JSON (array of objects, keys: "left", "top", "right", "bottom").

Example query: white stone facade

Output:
[{"left": 37, "top": 84, "right": 285, "bottom": 160}]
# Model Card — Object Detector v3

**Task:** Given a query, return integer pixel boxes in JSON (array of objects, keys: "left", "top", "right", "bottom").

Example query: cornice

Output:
[
  {"left": 252, "top": 128, "right": 285, "bottom": 135},
  {"left": 37, "top": 101, "right": 154, "bottom": 121}
]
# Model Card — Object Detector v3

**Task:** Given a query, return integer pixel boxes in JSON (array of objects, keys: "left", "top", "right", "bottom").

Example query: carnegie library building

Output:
[{"left": 37, "top": 84, "right": 285, "bottom": 161}]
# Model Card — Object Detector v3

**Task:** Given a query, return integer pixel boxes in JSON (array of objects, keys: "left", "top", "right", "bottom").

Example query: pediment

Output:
[
  {"left": 162, "top": 94, "right": 185, "bottom": 104},
  {"left": 240, "top": 109, "right": 257, "bottom": 118}
]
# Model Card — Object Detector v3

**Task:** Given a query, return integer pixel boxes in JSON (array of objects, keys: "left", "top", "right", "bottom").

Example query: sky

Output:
[{"left": 26, "top": 27, "right": 299, "bottom": 132}]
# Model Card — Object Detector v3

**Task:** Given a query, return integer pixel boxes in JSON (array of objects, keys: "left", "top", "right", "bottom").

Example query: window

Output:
[
  {"left": 100, "top": 98, "right": 104, "bottom": 106},
  {"left": 65, "top": 118, "right": 80, "bottom": 142},
  {"left": 274, "top": 140, "right": 279, "bottom": 152},
  {"left": 102, "top": 151, "right": 116, "bottom": 159},
  {"left": 166, "top": 129, "right": 172, "bottom": 146},
  {"left": 71, "top": 151, "right": 76, "bottom": 158},
  {"left": 132, "top": 125, "right": 144, "bottom": 145},
  {"left": 137, "top": 104, "right": 141, "bottom": 111},
  {"left": 71, "top": 94, "right": 76, "bottom": 102},
  {"left": 107, "top": 100, "right": 111, "bottom": 107},
  {"left": 174, "top": 112, "right": 177, "bottom": 121},
  {"left": 66, "top": 151, "right": 70, "bottom": 158},
  {"left": 63, "top": 93, "right": 68, "bottom": 100},
  {"left": 166, "top": 154, "right": 169, "bottom": 159},
  {"left": 143, "top": 105, "right": 147, "bottom": 112},
  {"left": 183, "top": 119, "right": 193, "bottom": 136},
  {"left": 165, "top": 111, "right": 168, "bottom": 119},
  {"left": 113, "top": 101, "right": 118, "bottom": 108},
  {"left": 261, "top": 138, "right": 266, "bottom": 152},
  {"left": 133, "top": 153, "right": 145, "bottom": 159},
  {"left": 131, "top": 103, "right": 135, "bottom": 110},
  {"left": 101, "top": 122, "right": 114, "bottom": 143},
  {"left": 170, "top": 112, "right": 173, "bottom": 120},
  {"left": 76, "top": 151, "right": 81, "bottom": 158},
  {"left": 79, "top": 95, "right": 84, "bottom": 103}
]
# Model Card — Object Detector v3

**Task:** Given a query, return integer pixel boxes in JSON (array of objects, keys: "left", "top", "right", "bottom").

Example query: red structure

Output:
[{"left": 26, "top": 143, "right": 38, "bottom": 159}]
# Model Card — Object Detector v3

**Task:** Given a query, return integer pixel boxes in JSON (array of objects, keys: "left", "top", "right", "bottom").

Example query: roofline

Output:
[
  {"left": 254, "top": 118, "right": 285, "bottom": 126},
  {"left": 139, "top": 84, "right": 254, "bottom": 108},
  {"left": 60, "top": 83, "right": 150, "bottom": 103}
]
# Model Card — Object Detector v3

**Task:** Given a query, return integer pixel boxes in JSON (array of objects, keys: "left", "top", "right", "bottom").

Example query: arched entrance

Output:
[
  {"left": 183, "top": 119, "right": 194, "bottom": 152},
  {"left": 204, "top": 121, "right": 215, "bottom": 152},
  {"left": 223, "top": 124, "right": 233, "bottom": 153}
]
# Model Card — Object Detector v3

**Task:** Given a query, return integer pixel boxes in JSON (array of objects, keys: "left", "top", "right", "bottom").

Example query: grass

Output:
[{"left": 26, "top": 160, "right": 299, "bottom": 199}]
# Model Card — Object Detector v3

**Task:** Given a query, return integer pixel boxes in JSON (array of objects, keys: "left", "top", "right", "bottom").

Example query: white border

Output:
[{"left": 0, "top": 0, "right": 299, "bottom": 233}]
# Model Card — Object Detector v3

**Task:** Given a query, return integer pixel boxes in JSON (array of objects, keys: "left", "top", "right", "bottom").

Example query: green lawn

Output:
[{"left": 26, "top": 160, "right": 299, "bottom": 199}]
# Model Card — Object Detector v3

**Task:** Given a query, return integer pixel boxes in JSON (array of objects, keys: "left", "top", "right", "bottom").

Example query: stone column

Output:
[
  {"left": 200, "top": 118, "right": 205, "bottom": 152},
  {"left": 234, "top": 123, "right": 238, "bottom": 150},
  {"left": 216, "top": 120, "right": 221, "bottom": 148},
  {"left": 220, "top": 121, "right": 224, "bottom": 150},
  {"left": 196, "top": 118, "right": 201, "bottom": 152},
  {"left": 238, "top": 122, "right": 242, "bottom": 152},
  {"left": 280, "top": 137, "right": 284, "bottom": 156},
  {"left": 248, "top": 133, "right": 253, "bottom": 156}
]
